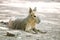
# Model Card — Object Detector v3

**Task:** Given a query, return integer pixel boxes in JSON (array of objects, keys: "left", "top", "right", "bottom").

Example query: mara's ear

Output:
[
  {"left": 33, "top": 7, "right": 36, "bottom": 11},
  {"left": 29, "top": 8, "right": 32, "bottom": 13}
]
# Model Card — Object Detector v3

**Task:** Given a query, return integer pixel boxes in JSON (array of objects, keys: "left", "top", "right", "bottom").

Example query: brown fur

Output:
[{"left": 8, "top": 7, "right": 46, "bottom": 34}]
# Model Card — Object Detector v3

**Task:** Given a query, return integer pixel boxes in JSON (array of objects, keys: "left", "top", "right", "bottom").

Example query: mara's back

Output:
[{"left": 8, "top": 18, "right": 27, "bottom": 30}]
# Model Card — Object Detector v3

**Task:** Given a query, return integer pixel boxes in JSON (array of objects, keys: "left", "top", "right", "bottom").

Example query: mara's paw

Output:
[
  {"left": 33, "top": 29, "right": 47, "bottom": 34},
  {"left": 37, "top": 30, "right": 47, "bottom": 34},
  {"left": 25, "top": 30, "right": 37, "bottom": 34}
]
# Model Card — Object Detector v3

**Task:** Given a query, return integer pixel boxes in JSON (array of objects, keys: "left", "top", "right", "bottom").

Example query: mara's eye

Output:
[
  {"left": 34, "top": 15, "right": 36, "bottom": 17},
  {"left": 31, "top": 15, "right": 36, "bottom": 17}
]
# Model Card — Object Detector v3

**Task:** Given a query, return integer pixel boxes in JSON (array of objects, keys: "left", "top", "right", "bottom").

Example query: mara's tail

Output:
[{"left": 0, "top": 21, "right": 8, "bottom": 25}]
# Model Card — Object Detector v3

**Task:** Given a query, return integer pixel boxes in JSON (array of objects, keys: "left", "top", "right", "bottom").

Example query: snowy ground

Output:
[{"left": 0, "top": 1, "right": 60, "bottom": 40}]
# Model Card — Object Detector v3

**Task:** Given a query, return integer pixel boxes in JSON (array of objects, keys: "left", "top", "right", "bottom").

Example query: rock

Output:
[{"left": 6, "top": 32, "right": 15, "bottom": 37}]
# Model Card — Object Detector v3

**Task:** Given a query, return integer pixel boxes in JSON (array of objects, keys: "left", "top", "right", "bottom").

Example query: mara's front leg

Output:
[
  {"left": 25, "top": 25, "right": 35, "bottom": 34},
  {"left": 33, "top": 28, "right": 47, "bottom": 34}
]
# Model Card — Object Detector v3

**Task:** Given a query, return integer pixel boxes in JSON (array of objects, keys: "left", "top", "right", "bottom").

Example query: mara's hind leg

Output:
[{"left": 33, "top": 28, "right": 47, "bottom": 34}]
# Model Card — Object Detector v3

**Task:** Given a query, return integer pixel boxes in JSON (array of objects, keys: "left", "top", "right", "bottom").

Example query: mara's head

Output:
[{"left": 28, "top": 7, "right": 40, "bottom": 24}]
